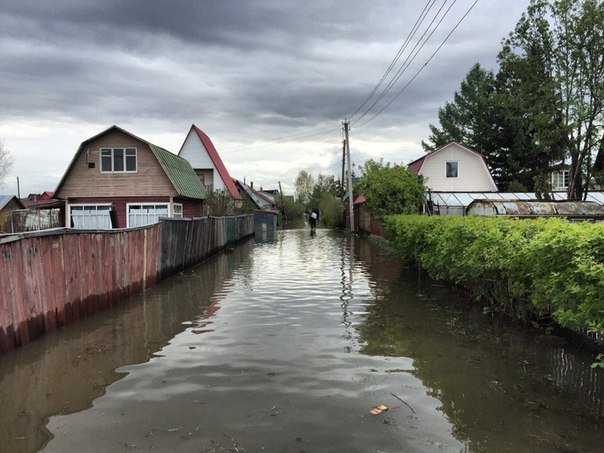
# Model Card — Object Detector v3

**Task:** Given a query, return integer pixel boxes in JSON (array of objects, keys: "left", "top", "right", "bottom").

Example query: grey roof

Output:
[
  {"left": 0, "top": 195, "right": 24, "bottom": 211},
  {"left": 234, "top": 180, "right": 274, "bottom": 209},
  {"left": 428, "top": 191, "right": 604, "bottom": 207}
]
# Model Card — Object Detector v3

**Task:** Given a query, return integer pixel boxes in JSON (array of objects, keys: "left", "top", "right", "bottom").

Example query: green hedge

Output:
[{"left": 382, "top": 215, "right": 604, "bottom": 334}]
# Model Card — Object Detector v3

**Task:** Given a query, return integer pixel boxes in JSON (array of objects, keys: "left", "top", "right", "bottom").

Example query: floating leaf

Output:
[{"left": 370, "top": 404, "right": 388, "bottom": 415}]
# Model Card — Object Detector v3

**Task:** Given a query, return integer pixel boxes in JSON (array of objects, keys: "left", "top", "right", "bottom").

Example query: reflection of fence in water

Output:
[{"left": 547, "top": 346, "right": 603, "bottom": 418}]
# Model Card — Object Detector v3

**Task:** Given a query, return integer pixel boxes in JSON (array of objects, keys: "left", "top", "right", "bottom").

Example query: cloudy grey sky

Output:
[{"left": 0, "top": 0, "right": 529, "bottom": 196}]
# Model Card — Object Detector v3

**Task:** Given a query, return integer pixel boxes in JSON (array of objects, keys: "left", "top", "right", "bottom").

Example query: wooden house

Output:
[
  {"left": 54, "top": 125, "right": 206, "bottom": 229},
  {"left": 0, "top": 195, "right": 25, "bottom": 234},
  {"left": 408, "top": 142, "right": 498, "bottom": 192},
  {"left": 178, "top": 124, "right": 241, "bottom": 200}
]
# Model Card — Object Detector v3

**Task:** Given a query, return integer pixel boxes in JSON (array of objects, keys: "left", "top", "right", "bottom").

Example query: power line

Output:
[
  {"left": 348, "top": 0, "right": 437, "bottom": 120},
  {"left": 352, "top": 0, "right": 457, "bottom": 125},
  {"left": 356, "top": 0, "right": 479, "bottom": 128}
]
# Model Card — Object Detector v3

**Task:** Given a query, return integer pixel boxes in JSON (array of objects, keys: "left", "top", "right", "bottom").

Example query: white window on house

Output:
[
  {"left": 127, "top": 204, "right": 168, "bottom": 227},
  {"left": 70, "top": 205, "right": 112, "bottom": 229},
  {"left": 173, "top": 204, "right": 183, "bottom": 219},
  {"left": 552, "top": 170, "right": 569, "bottom": 189},
  {"left": 101, "top": 148, "right": 137, "bottom": 173},
  {"left": 446, "top": 161, "right": 459, "bottom": 178}
]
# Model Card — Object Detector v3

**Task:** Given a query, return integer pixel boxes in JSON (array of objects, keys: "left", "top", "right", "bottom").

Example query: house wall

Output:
[
  {"left": 179, "top": 129, "right": 227, "bottom": 192},
  {"left": 56, "top": 129, "right": 178, "bottom": 199},
  {"left": 66, "top": 196, "right": 204, "bottom": 228},
  {"left": 419, "top": 143, "right": 497, "bottom": 192}
]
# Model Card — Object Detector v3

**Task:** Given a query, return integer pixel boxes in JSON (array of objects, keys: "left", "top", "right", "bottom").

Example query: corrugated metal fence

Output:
[{"left": 0, "top": 215, "right": 253, "bottom": 353}]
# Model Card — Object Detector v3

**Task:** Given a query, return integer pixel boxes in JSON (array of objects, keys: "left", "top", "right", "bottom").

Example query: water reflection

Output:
[
  {"left": 0, "top": 238, "right": 254, "bottom": 453},
  {"left": 353, "top": 239, "right": 604, "bottom": 452},
  {"left": 1, "top": 231, "right": 602, "bottom": 452}
]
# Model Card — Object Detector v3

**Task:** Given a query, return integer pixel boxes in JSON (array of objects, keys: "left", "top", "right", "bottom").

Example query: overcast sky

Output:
[{"left": 0, "top": 0, "right": 530, "bottom": 196}]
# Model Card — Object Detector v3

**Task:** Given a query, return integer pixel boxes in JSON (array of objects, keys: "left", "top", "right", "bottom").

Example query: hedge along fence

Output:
[
  {"left": 382, "top": 215, "right": 604, "bottom": 336},
  {"left": 0, "top": 215, "right": 254, "bottom": 353}
]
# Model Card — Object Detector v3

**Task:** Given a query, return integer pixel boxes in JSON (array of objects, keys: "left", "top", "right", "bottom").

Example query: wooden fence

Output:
[{"left": 0, "top": 215, "right": 253, "bottom": 353}]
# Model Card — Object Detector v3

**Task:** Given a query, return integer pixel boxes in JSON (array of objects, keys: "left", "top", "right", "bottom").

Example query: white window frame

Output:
[
  {"left": 446, "top": 161, "right": 459, "bottom": 178},
  {"left": 172, "top": 203, "right": 183, "bottom": 219},
  {"left": 126, "top": 203, "right": 169, "bottom": 228},
  {"left": 68, "top": 203, "right": 113, "bottom": 229},
  {"left": 100, "top": 147, "right": 137, "bottom": 173},
  {"left": 551, "top": 169, "right": 569, "bottom": 189}
]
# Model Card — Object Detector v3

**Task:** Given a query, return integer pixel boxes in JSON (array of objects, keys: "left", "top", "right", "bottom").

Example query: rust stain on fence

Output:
[{"left": 0, "top": 215, "right": 254, "bottom": 354}]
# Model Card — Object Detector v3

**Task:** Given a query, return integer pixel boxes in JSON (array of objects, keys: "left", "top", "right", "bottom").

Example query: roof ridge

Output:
[{"left": 189, "top": 124, "right": 241, "bottom": 200}]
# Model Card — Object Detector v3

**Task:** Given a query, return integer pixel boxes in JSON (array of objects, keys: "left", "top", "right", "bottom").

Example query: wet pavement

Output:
[{"left": 0, "top": 229, "right": 602, "bottom": 452}]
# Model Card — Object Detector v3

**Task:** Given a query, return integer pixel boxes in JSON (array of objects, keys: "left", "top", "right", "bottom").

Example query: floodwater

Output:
[{"left": 0, "top": 230, "right": 602, "bottom": 452}]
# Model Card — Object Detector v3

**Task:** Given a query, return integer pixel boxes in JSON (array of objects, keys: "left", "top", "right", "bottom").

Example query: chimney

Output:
[
  {"left": 260, "top": 186, "right": 263, "bottom": 191},
  {"left": 250, "top": 181, "right": 254, "bottom": 189}
]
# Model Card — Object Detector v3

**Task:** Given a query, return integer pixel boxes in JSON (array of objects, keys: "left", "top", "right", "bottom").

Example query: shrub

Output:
[
  {"left": 357, "top": 160, "right": 425, "bottom": 219},
  {"left": 382, "top": 215, "right": 604, "bottom": 334}
]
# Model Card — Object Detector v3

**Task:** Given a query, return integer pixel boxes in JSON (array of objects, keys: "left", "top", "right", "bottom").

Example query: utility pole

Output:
[
  {"left": 340, "top": 139, "right": 346, "bottom": 200},
  {"left": 343, "top": 119, "right": 354, "bottom": 232},
  {"left": 16, "top": 177, "right": 20, "bottom": 199}
]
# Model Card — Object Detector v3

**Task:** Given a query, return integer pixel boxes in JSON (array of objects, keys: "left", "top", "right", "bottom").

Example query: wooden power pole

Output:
[
  {"left": 343, "top": 119, "right": 354, "bottom": 232},
  {"left": 341, "top": 139, "right": 346, "bottom": 200}
]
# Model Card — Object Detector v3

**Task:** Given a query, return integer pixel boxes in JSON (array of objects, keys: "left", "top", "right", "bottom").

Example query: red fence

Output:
[{"left": 0, "top": 215, "right": 253, "bottom": 353}]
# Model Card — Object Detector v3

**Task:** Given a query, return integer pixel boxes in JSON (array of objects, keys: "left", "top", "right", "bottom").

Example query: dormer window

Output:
[
  {"left": 446, "top": 161, "right": 458, "bottom": 178},
  {"left": 101, "top": 148, "right": 137, "bottom": 172}
]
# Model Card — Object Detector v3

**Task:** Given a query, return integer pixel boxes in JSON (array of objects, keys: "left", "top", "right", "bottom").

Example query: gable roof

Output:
[
  {"left": 55, "top": 125, "right": 206, "bottom": 200},
  {"left": 233, "top": 179, "right": 275, "bottom": 209},
  {"left": 0, "top": 195, "right": 25, "bottom": 211},
  {"left": 179, "top": 125, "right": 241, "bottom": 200},
  {"left": 407, "top": 141, "right": 497, "bottom": 188}
]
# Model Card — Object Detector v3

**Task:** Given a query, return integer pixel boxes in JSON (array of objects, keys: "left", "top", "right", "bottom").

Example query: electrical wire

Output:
[
  {"left": 352, "top": 0, "right": 457, "bottom": 125},
  {"left": 348, "top": 0, "right": 437, "bottom": 120},
  {"left": 356, "top": 0, "right": 479, "bottom": 128}
]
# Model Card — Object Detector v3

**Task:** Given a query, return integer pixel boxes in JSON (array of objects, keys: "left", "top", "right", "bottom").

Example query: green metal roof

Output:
[{"left": 150, "top": 144, "right": 207, "bottom": 200}]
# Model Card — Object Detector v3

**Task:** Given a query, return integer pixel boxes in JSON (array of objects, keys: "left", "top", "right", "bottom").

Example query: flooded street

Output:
[{"left": 0, "top": 229, "right": 602, "bottom": 452}]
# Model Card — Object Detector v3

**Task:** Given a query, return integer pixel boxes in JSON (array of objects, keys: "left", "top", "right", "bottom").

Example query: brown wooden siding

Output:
[
  {"left": 0, "top": 215, "right": 254, "bottom": 354},
  {"left": 0, "top": 199, "right": 24, "bottom": 233},
  {"left": 179, "top": 198, "right": 204, "bottom": 218},
  {"left": 56, "top": 129, "right": 177, "bottom": 199}
]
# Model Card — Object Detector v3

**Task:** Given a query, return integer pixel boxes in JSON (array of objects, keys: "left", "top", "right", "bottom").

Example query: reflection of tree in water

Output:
[
  {"left": 0, "top": 237, "right": 255, "bottom": 453},
  {"left": 353, "top": 241, "right": 604, "bottom": 452}
]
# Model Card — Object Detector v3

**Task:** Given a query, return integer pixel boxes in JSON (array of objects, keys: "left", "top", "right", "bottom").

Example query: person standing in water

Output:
[{"left": 309, "top": 209, "right": 318, "bottom": 232}]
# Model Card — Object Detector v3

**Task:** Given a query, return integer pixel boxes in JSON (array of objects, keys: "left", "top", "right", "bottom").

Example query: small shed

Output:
[
  {"left": 466, "top": 199, "right": 604, "bottom": 220},
  {"left": 0, "top": 195, "right": 25, "bottom": 233},
  {"left": 253, "top": 209, "right": 279, "bottom": 238}
]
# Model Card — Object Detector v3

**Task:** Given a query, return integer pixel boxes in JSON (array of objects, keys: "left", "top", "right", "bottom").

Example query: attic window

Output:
[
  {"left": 446, "top": 161, "right": 458, "bottom": 178},
  {"left": 101, "top": 148, "right": 137, "bottom": 172}
]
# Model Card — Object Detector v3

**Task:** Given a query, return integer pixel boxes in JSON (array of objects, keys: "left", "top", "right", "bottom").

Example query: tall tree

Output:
[
  {"left": 294, "top": 170, "right": 314, "bottom": 205},
  {"left": 0, "top": 140, "right": 12, "bottom": 187},
  {"left": 309, "top": 174, "right": 338, "bottom": 209},
  {"left": 550, "top": 0, "right": 604, "bottom": 199},
  {"left": 423, "top": 63, "right": 496, "bottom": 154},
  {"left": 499, "top": 0, "right": 604, "bottom": 198},
  {"left": 495, "top": 0, "right": 568, "bottom": 195}
]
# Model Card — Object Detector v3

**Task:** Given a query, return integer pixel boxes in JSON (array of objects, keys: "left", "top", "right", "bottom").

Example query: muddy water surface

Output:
[{"left": 0, "top": 230, "right": 602, "bottom": 452}]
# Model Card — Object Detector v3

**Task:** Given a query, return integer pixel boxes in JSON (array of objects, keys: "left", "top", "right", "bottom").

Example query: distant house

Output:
[
  {"left": 54, "top": 125, "right": 206, "bottom": 229},
  {"left": 22, "top": 191, "right": 55, "bottom": 207},
  {"left": 178, "top": 124, "right": 241, "bottom": 200},
  {"left": 233, "top": 179, "right": 277, "bottom": 210},
  {"left": 408, "top": 141, "right": 498, "bottom": 192},
  {"left": 0, "top": 195, "right": 25, "bottom": 233}
]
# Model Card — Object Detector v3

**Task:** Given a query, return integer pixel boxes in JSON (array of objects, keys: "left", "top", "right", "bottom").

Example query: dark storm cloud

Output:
[
  {"left": 1, "top": 0, "right": 531, "bottom": 194},
  {"left": 3, "top": 0, "right": 493, "bottom": 128}
]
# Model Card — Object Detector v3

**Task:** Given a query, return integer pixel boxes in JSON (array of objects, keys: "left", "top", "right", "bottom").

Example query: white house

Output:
[
  {"left": 178, "top": 124, "right": 241, "bottom": 200},
  {"left": 407, "top": 141, "right": 498, "bottom": 192}
]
